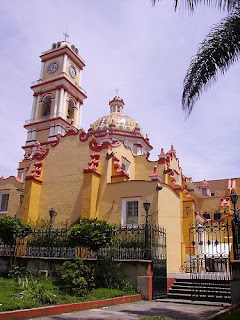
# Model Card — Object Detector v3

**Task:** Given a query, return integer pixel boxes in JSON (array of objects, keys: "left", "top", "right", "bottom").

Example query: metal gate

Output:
[
  {"left": 189, "top": 221, "right": 230, "bottom": 279},
  {"left": 151, "top": 225, "right": 167, "bottom": 299}
]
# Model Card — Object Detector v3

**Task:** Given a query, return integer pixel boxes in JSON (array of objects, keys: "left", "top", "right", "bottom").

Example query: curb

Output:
[
  {"left": 208, "top": 303, "right": 240, "bottom": 320},
  {"left": 0, "top": 294, "right": 142, "bottom": 320}
]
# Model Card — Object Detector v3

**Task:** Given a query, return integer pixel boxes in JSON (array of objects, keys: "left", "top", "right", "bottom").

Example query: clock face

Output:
[
  {"left": 69, "top": 66, "right": 76, "bottom": 78},
  {"left": 48, "top": 62, "right": 58, "bottom": 74}
]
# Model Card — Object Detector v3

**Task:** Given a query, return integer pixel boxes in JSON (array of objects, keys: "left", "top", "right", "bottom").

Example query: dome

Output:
[{"left": 91, "top": 95, "right": 143, "bottom": 137}]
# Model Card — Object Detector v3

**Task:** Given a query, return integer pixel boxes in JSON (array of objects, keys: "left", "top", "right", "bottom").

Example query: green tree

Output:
[
  {"left": 152, "top": 1, "right": 240, "bottom": 116},
  {"left": 67, "top": 218, "right": 114, "bottom": 251},
  {"left": 0, "top": 216, "right": 32, "bottom": 245}
]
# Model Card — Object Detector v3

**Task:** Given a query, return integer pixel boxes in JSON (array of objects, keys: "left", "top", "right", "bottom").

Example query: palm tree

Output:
[{"left": 152, "top": 1, "right": 240, "bottom": 116}]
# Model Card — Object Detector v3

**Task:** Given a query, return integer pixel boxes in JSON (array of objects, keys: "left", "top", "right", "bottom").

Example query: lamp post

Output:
[
  {"left": 185, "top": 205, "right": 190, "bottom": 217},
  {"left": 230, "top": 191, "right": 238, "bottom": 221},
  {"left": 230, "top": 191, "right": 239, "bottom": 260},
  {"left": 49, "top": 208, "right": 56, "bottom": 230},
  {"left": 143, "top": 200, "right": 151, "bottom": 260},
  {"left": 20, "top": 193, "right": 24, "bottom": 205}
]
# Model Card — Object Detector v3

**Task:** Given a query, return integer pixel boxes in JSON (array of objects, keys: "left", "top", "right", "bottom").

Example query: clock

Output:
[
  {"left": 48, "top": 62, "right": 58, "bottom": 74},
  {"left": 69, "top": 66, "right": 76, "bottom": 78}
]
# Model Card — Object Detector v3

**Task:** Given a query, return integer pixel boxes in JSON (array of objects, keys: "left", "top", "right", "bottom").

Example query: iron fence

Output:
[
  {"left": 189, "top": 221, "right": 231, "bottom": 280},
  {"left": 232, "top": 216, "right": 240, "bottom": 260},
  {"left": 0, "top": 224, "right": 166, "bottom": 261}
]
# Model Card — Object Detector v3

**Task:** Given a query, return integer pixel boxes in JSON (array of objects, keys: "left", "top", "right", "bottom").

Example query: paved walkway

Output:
[{"left": 33, "top": 300, "right": 225, "bottom": 320}]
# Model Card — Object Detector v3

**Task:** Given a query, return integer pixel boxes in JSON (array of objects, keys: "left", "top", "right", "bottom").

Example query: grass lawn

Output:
[
  {"left": 0, "top": 277, "right": 136, "bottom": 312},
  {"left": 217, "top": 307, "right": 240, "bottom": 320}
]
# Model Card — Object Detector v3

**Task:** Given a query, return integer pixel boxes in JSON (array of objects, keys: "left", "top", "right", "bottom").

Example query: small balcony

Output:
[{"left": 25, "top": 113, "right": 72, "bottom": 125}]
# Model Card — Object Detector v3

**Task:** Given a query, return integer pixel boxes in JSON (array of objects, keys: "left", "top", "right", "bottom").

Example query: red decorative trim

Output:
[
  {"left": 65, "top": 128, "right": 78, "bottom": 136},
  {"left": 0, "top": 295, "right": 141, "bottom": 320},
  {"left": 121, "top": 195, "right": 142, "bottom": 199},
  {"left": 26, "top": 161, "right": 43, "bottom": 182},
  {"left": 83, "top": 153, "right": 100, "bottom": 174},
  {"left": 112, "top": 156, "right": 129, "bottom": 179},
  {"left": 51, "top": 137, "right": 60, "bottom": 147},
  {"left": 148, "top": 262, "right": 153, "bottom": 300},
  {"left": 167, "top": 278, "right": 176, "bottom": 293},
  {"left": 93, "top": 131, "right": 152, "bottom": 149},
  {"left": 111, "top": 173, "right": 129, "bottom": 179},
  {"left": 31, "top": 76, "right": 87, "bottom": 99},
  {"left": 79, "top": 129, "right": 90, "bottom": 142},
  {"left": 24, "top": 116, "right": 72, "bottom": 128},
  {"left": 32, "top": 149, "right": 50, "bottom": 161}
]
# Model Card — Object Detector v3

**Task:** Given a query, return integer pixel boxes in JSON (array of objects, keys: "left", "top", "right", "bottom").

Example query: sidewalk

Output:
[{"left": 32, "top": 300, "right": 226, "bottom": 320}]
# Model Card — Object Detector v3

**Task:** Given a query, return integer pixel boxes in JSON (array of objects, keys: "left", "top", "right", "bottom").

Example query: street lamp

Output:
[
  {"left": 230, "top": 191, "right": 238, "bottom": 220},
  {"left": 49, "top": 208, "right": 56, "bottom": 230},
  {"left": 230, "top": 191, "right": 239, "bottom": 260},
  {"left": 185, "top": 205, "right": 190, "bottom": 217},
  {"left": 143, "top": 201, "right": 151, "bottom": 224},
  {"left": 143, "top": 200, "right": 151, "bottom": 260},
  {"left": 20, "top": 193, "right": 24, "bottom": 205}
]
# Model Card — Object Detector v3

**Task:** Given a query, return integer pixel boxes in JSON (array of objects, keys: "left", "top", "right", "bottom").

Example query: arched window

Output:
[
  {"left": 42, "top": 95, "right": 52, "bottom": 117},
  {"left": 67, "top": 98, "right": 75, "bottom": 122}
]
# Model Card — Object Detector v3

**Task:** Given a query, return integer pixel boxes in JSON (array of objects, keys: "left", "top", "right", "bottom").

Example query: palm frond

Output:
[
  {"left": 151, "top": 1, "right": 240, "bottom": 12},
  {"left": 182, "top": 12, "right": 240, "bottom": 116}
]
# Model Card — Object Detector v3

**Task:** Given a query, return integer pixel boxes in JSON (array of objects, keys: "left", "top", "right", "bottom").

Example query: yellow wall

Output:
[
  {"left": 97, "top": 180, "right": 159, "bottom": 225},
  {"left": 0, "top": 177, "right": 23, "bottom": 218},
  {"left": 36, "top": 135, "right": 92, "bottom": 226},
  {"left": 158, "top": 185, "right": 181, "bottom": 273}
]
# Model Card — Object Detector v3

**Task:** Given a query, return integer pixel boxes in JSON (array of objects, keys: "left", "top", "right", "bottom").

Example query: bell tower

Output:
[{"left": 24, "top": 41, "right": 87, "bottom": 149}]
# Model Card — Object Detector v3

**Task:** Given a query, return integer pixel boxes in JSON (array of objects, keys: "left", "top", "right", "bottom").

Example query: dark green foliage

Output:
[
  {"left": 15, "top": 278, "right": 57, "bottom": 305},
  {"left": 182, "top": 12, "right": 240, "bottom": 115},
  {"left": 57, "top": 258, "right": 95, "bottom": 296},
  {"left": 8, "top": 264, "right": 30, "bottom": 287},
  {"left": 217, "top": 307, "right": 240, "bottom": 320},
  {"left": 28, "top": 228, "right": 69, "bottom": 248},
  {"left": 67, "top": 218, "right": 114, "bottom": 251},
  {"left": 0, "top": 277, "right": 134, "bottom": 312},
  {"left": 0, "top": 216, "right": 32, "bottom": 245},
  {"left": 152, "top": 1, "right": 240, "bottom": 12}
]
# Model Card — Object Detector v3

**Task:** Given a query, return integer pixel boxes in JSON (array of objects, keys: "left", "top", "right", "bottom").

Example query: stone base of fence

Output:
[{"left": 231, "top": 260, "right": 240, "bottom": 304}]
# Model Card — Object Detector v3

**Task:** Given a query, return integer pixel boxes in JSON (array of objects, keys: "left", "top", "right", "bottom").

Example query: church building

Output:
[{"left": 0, "top": 41, "right": 239, "bottom": 273}]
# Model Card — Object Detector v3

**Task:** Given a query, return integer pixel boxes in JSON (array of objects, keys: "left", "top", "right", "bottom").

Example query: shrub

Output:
[
  {"left": 67, "top": 218, "right": 114, "bottom": 251},
  {"left": 57, "top": 258, "right": 95, "bottom": 296},
  {"left": 8, "top": 264, "right": 30, "bottom": 287},
  {"left": 15, "top": 278, "right": 57, "bottom": 305},
  {"left": 0, "top": 216, "right": 32, "bottom": 245}
]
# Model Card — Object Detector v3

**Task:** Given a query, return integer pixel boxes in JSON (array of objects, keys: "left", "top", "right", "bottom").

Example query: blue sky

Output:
[{"left": 0, "top": 0, "right": 239, "bottom": 181}]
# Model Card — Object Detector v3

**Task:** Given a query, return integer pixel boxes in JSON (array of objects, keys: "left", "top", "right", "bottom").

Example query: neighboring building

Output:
[{"left": 0, "top": 41, "right": 239, "bottom": 273}]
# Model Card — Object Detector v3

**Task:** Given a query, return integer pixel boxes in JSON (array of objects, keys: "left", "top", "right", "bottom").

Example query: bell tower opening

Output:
[
  {"left": 41, "top": 94, "right": 52, "bottom": 118},
  {"left": 67, "top": 98, "right": 75, "bottom": 122}
]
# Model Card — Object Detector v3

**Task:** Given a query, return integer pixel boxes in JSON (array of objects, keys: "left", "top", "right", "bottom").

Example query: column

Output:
[
  {"left": 34, "top": 95, "right": 41, "bottom": 120},
  {"left": 57, "top": 88, "right": 64, "bottom": 117},
  {"left": 39, "top": 62, "right": 45, "bottom": 79},
  {"left": 74, "top": 102, "right": 80, "bottom": 127},
  {"left": 62, "top": 91, "right": 68, "bottom": 119},
  {"left": 78, "top": 103, "right": 83, "bottom": 128},
  {"left": 30, "top": 96, "right": 37, "bottom": 120},
  {"left": 62, "top": 54, "right": 67, "bottom": 73},
  {"left": 53, "top": 89, "right": 59, "bottom": 117}
]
